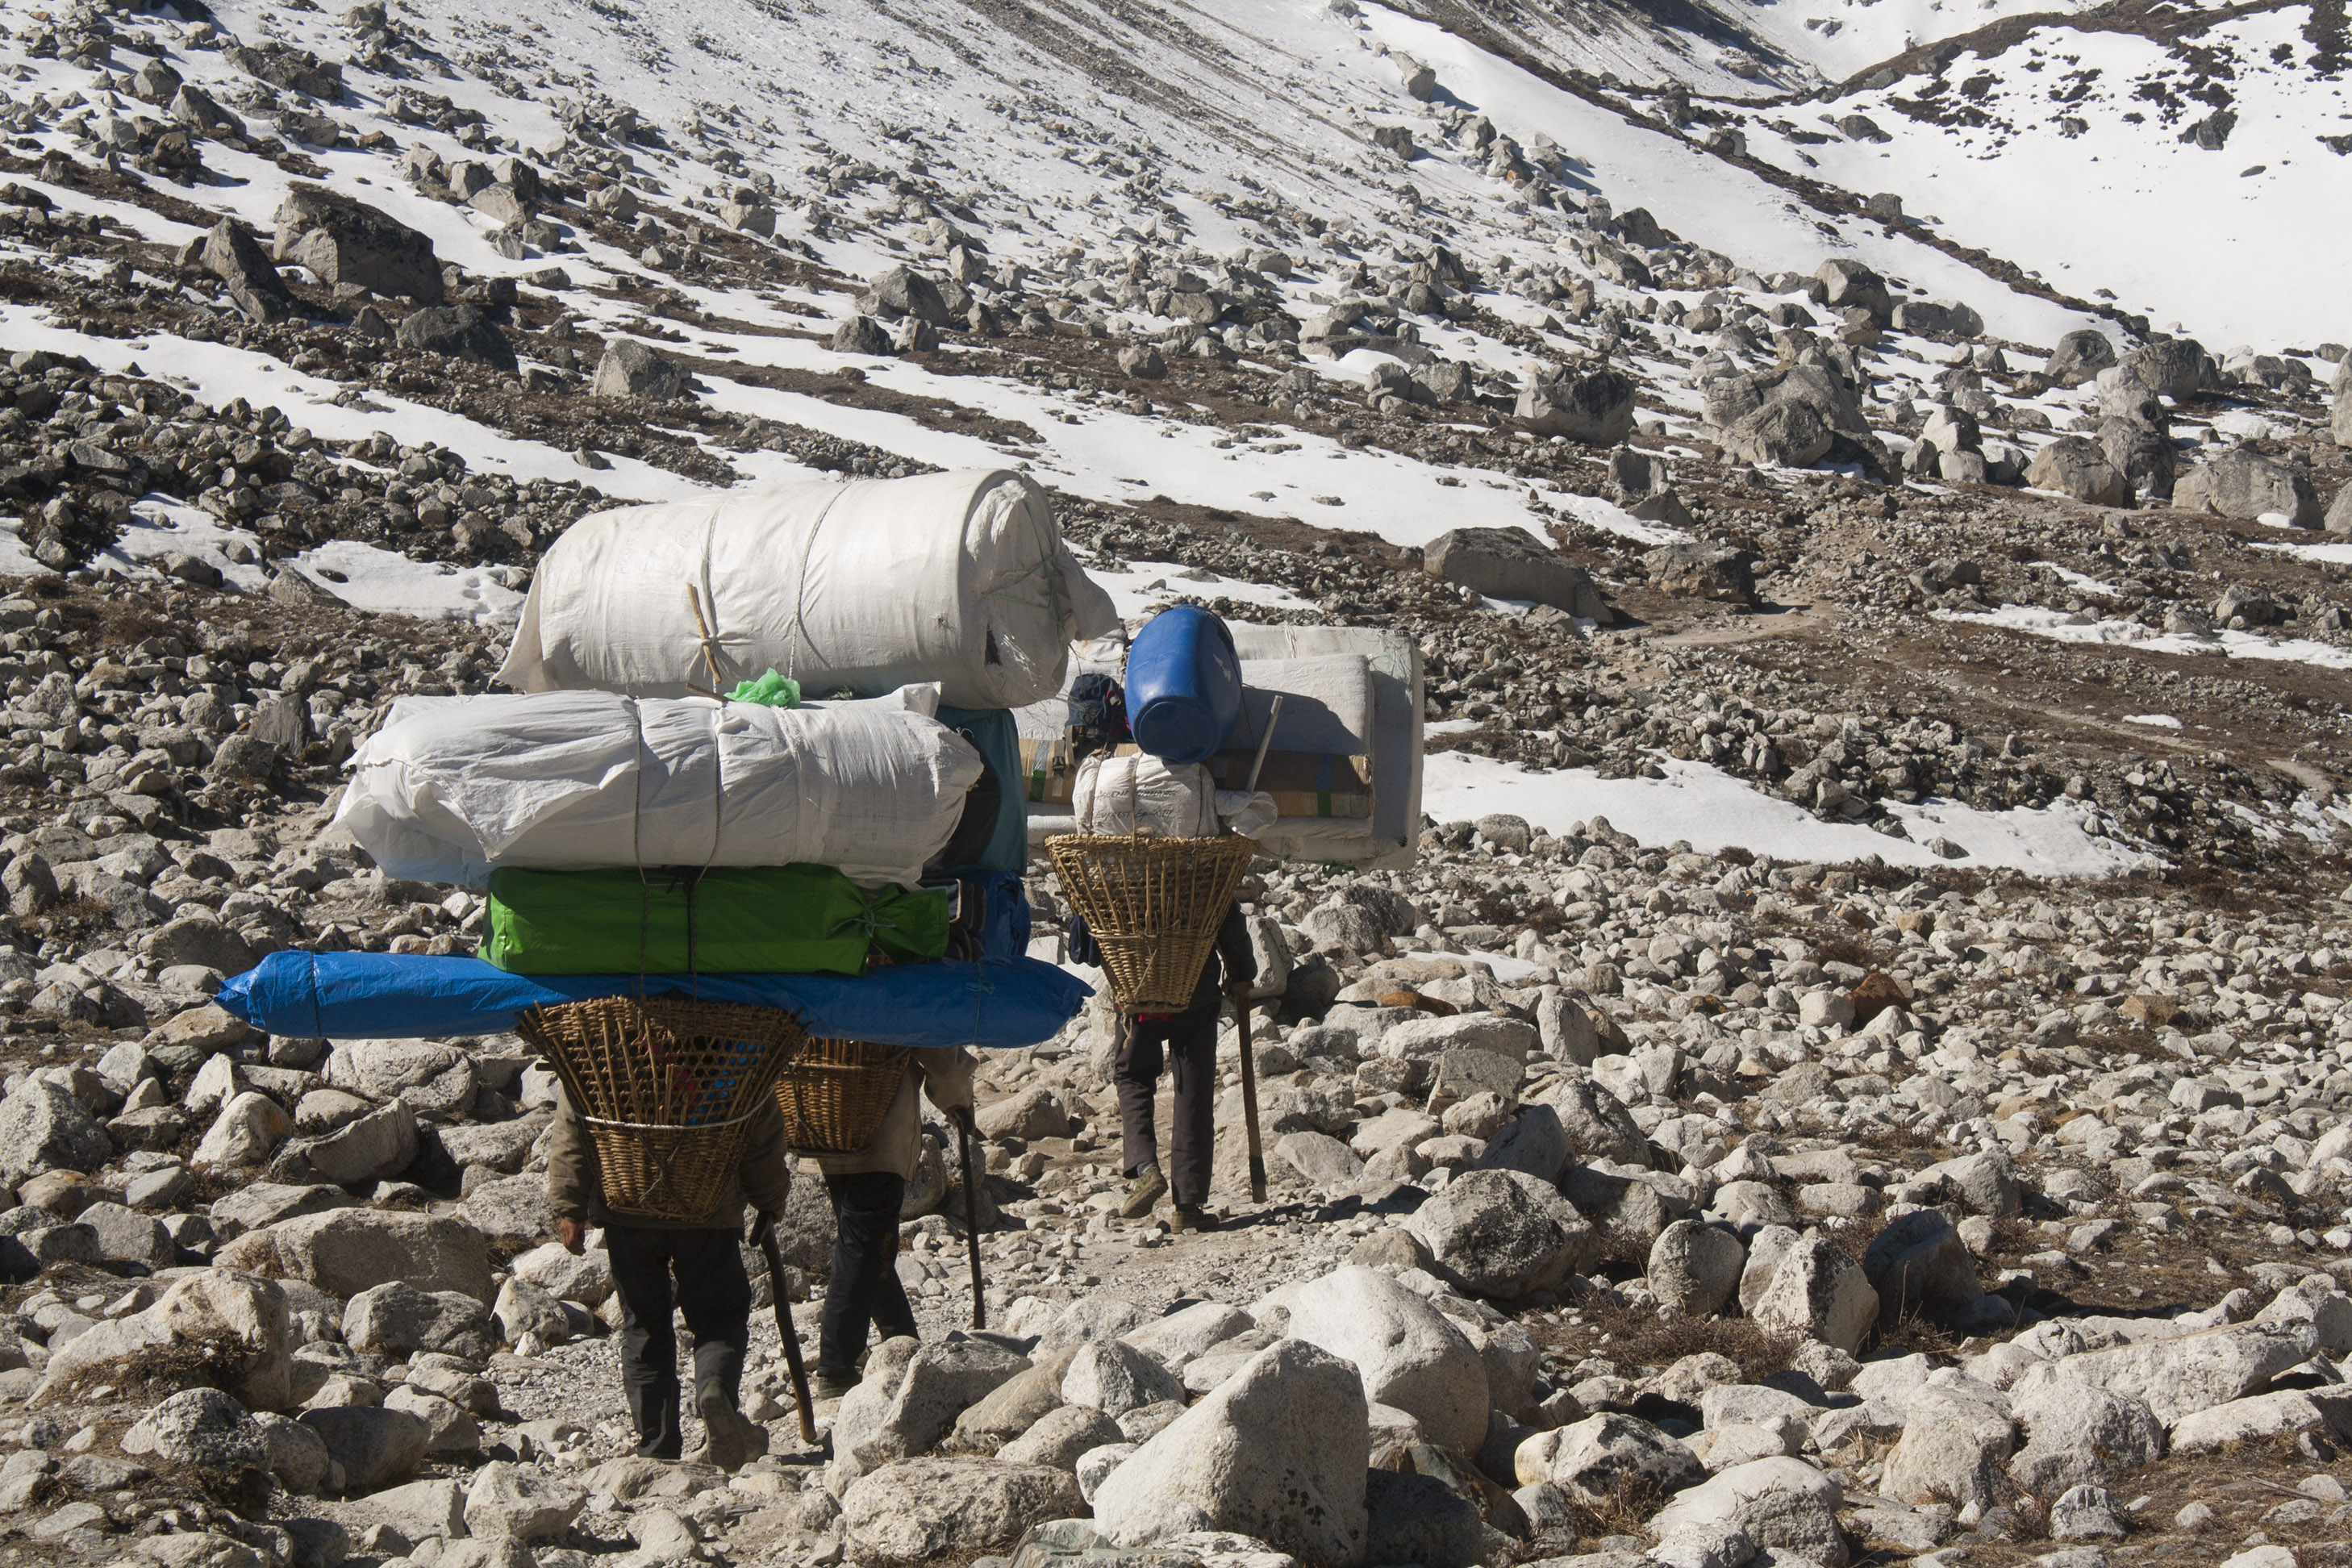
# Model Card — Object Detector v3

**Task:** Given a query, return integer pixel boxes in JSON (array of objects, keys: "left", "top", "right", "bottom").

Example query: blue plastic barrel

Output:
[{"left": 1124, "top": 604, "right": 1243, "bottom": 765}]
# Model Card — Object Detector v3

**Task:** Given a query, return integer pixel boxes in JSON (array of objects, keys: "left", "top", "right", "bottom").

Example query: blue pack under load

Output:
[
  {"left": 215, "top": 869, "right": 1086, "bottom": 1045},
  {"left": 219, "top": 951, "right": 1086, "bottom": 1047}
]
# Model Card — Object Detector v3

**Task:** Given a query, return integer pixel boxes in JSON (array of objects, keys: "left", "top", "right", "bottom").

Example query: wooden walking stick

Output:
[
  {"left": 750, "top": 1215, "right": 819, "bottom": 1446},
  {"left": 1227, "top": 693, "right": 1282, "bottom": 1207},
  {"left": 953, "top": 1107, "right": 987, "bottom": 1330},
  {"left": 1232, "top": 983, "right": 1267, "bottom": 1204}
]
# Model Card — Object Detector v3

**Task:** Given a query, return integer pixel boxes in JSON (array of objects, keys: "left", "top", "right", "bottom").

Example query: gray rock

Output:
[
  {"left": 1649, "top": 1220, "right": 1746, "bottom": 1317},
  {"left": 252, "top": 1411, "right": 332, "bottom": 1495},
  {"left": 1405, "top": 1167, "right": 1596, "bottom": 1299},
  {"left": 996, "top": 1403, "right": 1124, "bottom": 1470},
  {"left": 1751, "top": 1236, "right": 1877, "bottom": 1353},
  {"left": 1515, "top": 1412, "right": 1704, "bottom": 1504},
  {"left": 858, "top": 265, "right": 952, "bottom": 325},
  {"left": 273, "top": 184, "right": 443, "bottom": 303},
  {"left": 1881, "top": 1385, "right": 2015, "bottom": 1510},
  {"left": 839, "top": 1457, "right": 1082, "bottom": 1565},
  {"left": 1649, "top": 1457, "right": 1847, "bottom": 1566},
  {"left": 2009, "top": 1320, "right": 2318, "bottom": 1428},
  {"left": 140, "top": 1387, "right": 269, "bottom": 1474},
  {"left": 269, "top": 1210, "right": 495, "bottom": 1302},
  {"left": 296, "top": 1405, "right": 429, "bottom": 1490},
  {"left": 1092, "top": 1338, "right": 1370, "bottom": 1566},
  {"left": 1366, "top": 1468, "right": 1479, "bottom": 1568},
  {"left": 832, "top": 315, "right": 891, "bottom": 354},
  {"left": 590, "top": 338, "right": 690, "bottom": 400},
  {"left": 2044, "top": 328, "right": 2119, "bottom": 386},
  {"left": 394, "top": 306, "right": 518, "bottom": 372},
  {"left": 1516, "top": 364, "right": 1636, "bottom": 444},
  {"left": 327, "top": 1041, "right": 477, "bottom": 1116},
  {"left": 36, "top": 1270, "right": 290, "bottom": 1412},
  {"left": 2175, "top": 445, "right": 2323, "bottom": 527},
  {"left": 465, "top": 1460, "right": 586, "bottom": 1540},
  {"left": 193, "top": 1092, "right": 290, "bottom": 1170},
  {"left": 299, "top": 1099, "right": 418, "bottom": 1185},
  {"left": 834, "top": 1334, "right": 1032, "bottom": 1469},
  {"left": 1061, "top": 1339, "right": 1186, "bottom": 1416},
  {"left": 0, "top": 1077, "right": 113, "bottom": 1186},
  {"left": 2008, "top": 1384, "right": 2163, "bottom": 1493},
  {"left": 1282, "top": 1265, "right": 1487, "bottom": 1452},
  {"left": 461, "top": 1173, "right": 552, "bottom": 1246},
  {"left": 1861, "top": 1209, "right": 1982, "bottom": 1318},
  {"left": 1422, "top": 527, "right": 1608, "bottom": 620},
  {"left": 1721, "top": 398, "right": 1833, "bottom": 467},
  {"left": 76, "top": 1201, "right": 173, "bottom": 1270},
  {"left": 344, "top": 1282, "right": 497, "bottom": 1361},
  {"left": 2050, "top": 1483, "right": 2126, "bottom": 1540}
]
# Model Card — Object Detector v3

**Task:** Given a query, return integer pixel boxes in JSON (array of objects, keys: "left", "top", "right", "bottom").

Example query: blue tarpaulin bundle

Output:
[{"left": 219, "top": 949, "right": 1089, "bottom": 1048}]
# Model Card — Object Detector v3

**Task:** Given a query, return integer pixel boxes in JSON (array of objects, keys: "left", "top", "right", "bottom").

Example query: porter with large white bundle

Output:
[
  {"left": 498, "top": 468, "right": 1119, "bottom": 709},
  {"left": 337, "top": 686, "right": 983, "bottom": 889}
]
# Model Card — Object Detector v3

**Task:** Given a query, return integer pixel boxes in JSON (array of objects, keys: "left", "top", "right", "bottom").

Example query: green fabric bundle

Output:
[{"left": 480, "top": 865, "right": 951, "bottom": 976}]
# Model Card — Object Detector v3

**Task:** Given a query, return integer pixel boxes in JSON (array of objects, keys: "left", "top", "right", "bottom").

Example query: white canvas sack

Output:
[
  {"left": 496, "top": 469, "right": 1118, "bottom": 709},
  {"left": 336, "top": 686, "right": 982, "bottom": 890}
]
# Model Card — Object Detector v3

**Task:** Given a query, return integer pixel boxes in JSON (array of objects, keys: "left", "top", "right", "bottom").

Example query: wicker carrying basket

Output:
[
  {"left": 1046, "top": 832, "right": 1257, "bottom": 1012},
  {"left": 773, "top": 1038, "right": 912, "bottom": 1153},
  {"left": 517, "top": 996, "right": 804, "bottom": 1222}
]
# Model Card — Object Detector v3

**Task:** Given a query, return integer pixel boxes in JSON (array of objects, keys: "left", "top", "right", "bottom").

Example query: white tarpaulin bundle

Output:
[
  {"left": 1069, "top": 754, "right": 1275, "bottom": 839},
  {"left": 496, "top": 469, "right": 1119, "bottom": 709},
  {"left": 336, "top": 686, "right": 983, "bottom": 890}
]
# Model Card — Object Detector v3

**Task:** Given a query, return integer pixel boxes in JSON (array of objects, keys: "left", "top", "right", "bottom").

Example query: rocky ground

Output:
[{"left": 0, "top": 2, "right": 2348, "bottom": 1568}]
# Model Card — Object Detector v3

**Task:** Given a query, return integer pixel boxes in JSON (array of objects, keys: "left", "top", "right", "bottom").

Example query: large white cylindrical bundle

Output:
[
  {"left": 495, "top": 469, "right": 1118, "bottom": 709},
  {"left": 336, "top": 686, "right": 984, "bottom": 890}
]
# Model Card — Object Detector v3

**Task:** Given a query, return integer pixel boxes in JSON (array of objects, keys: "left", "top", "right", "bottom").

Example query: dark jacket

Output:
[
  {"left": 1070, "top": 903, "right": 1257, "bottom": 1014},
  {"left": 546, "top": 1080, "right": 792, "bottom": 1232}
]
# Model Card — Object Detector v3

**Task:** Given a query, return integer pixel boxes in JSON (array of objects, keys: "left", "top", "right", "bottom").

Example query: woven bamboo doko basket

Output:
[
  {"left": 516, "top": 996, "right": 804, "bottom": 1222},
  {"left": 1046, "top": 832, "right": 1257, "bottom": 1013},
  {"left": 773, "top": 1039, "right": 912, "bottom": 1153}
]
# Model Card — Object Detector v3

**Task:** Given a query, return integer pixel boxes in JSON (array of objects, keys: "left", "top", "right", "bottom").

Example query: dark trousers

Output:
[
  {"left": 1116, "top": 1000, "right": 1218, "bottom": 1207},
  {"left": 819, "top": 1171, "right": 915, "bottom": 1382},
  {"left": 606, "top": 1225, "right": 751, "bottom": 1459}
]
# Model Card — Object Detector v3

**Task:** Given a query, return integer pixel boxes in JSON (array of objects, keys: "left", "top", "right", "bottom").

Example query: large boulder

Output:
[
  {"left": 2044, "top": 328, "right": 2118, "bottom": 387},
  {"left": 1861, "top": 1210, "right": 1982, "bottom": 1318},
  {"left": 1750, "top": 1236, "right": 1877, "bottom": 1353},
  {"left": 1814, "top": 259, "right": 1891, "bottom": 323},
  {"left": 0, "top": 1077, "right": 113, "bottom": 1185},
  {"left": 344, "top": 1282, "right": 497, "bottom": 1361},
  {"left": 832, "top": 1334, "right": 1031, "bottom": 1470},
  {"left": 1649, "top": 1220, "right": 1747, "bottom": 1317},
  {"left": 1722, "top": 400, "right": 1833, "bottom": 467},
  {"left": 1061, "top": 1340, "right": 1186, "bottom": 1416},
  {"left": 1703, "top": 363, "right": 1866, "bottom": 435},
  {"left": 1649, "top": 1457, "right": 1848, "bottom": 1566},
  {"left": 327, "top": 1041, "right": 478, "bottom": 1114},
  {"left": 1092, "top": 1338, "right": 1370, "bottom": 1566},
  {"left": 394, "top": 306, "right": 518, "bottom": 372},
  {"left": 38, "top": 1270, "right": 291, "bottom": 1412},
  {"left": 295, "top": 1099, "right": 418, "bottom": 1186},
  {"left": 1880, "top": 1386, "right": 2016, "bottom": 1509},
  {"left": 194, "top": 1091, "right": 291, "bottom": 1170},
  {"left": 465, "top": 1461, "right": 586, "bottom": 1541},
  {"left": 298, "top": 1405, "right": 430, "bottom": 1491},
  {"left": 590, "top": 338, "right": 690, "bottom": 400},
  {"left": 2008, "top": 1320, "right": 2317, "bottom": 1428},
  {"left": 201, "top": 219, "right": 298, "bottom": 321},
  {"left": 268, "top": 1210, "right": 495, "bottom": 1302},
  {"left": 2025, "top": 436, "right": 2130, "bottom": 505},
  {"left": 839, "top": 1457, "right": 1082, "bottom": 1565},
  {"left": 857, "top": 266, "right": 952, "bottom": 325},
  {"left": 2008, "top": 1383, "right": 2163, "bottom": 1493},
  {"left": 273, "top": 184, "right": 443, "bottom": 302},
  {"left": 1280, "top": 1266, "right": 1487, "bottom": 1452},
  {"left": 1538, "top": 1078, "right": 1649, "bottom": 1166},
  {"left": 1365, "top": 1469, "right": 1480, "bottom": 1568},
  {"left": 2174, "top": 445, "right": 2323, "bottom": 527},
  {"left": 2121, "top": 338, "right": 2212, "bottom": 398},
  {"left": 1421, "top": 528, "right": 1607, "bottom": 621},
  {"left": 1516, "top": 364, "right": 1636, "bottom": 444},
  {"left": 137, "top": 1387, "right": 270, "bottom": 1474},
  {"left": 1515, "top": 1412, "right": 1704, "bottom": 1504},
  {"left": 1404, "top": 1168, "right": 1596, "bottom": 1299}
]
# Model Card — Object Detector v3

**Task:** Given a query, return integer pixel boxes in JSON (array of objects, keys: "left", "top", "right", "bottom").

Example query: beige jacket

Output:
[
  {"left": 545, "top": 1080, "right": 792, "bottom": 1232},
  {"left": 805, "top": 1049, "right": 977, "bottom": 1181}
]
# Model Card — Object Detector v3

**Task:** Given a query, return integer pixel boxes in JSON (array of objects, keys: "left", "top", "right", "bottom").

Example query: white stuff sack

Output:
[
  {"left": 1070, "top": 754, "right": 1274, "bottom": 839},
  {"left": 335, "top": 686, "right": 984, "bottom": 890},
  {"left": 496, "top": 469, "right": 1120, "bottom": 710}
]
